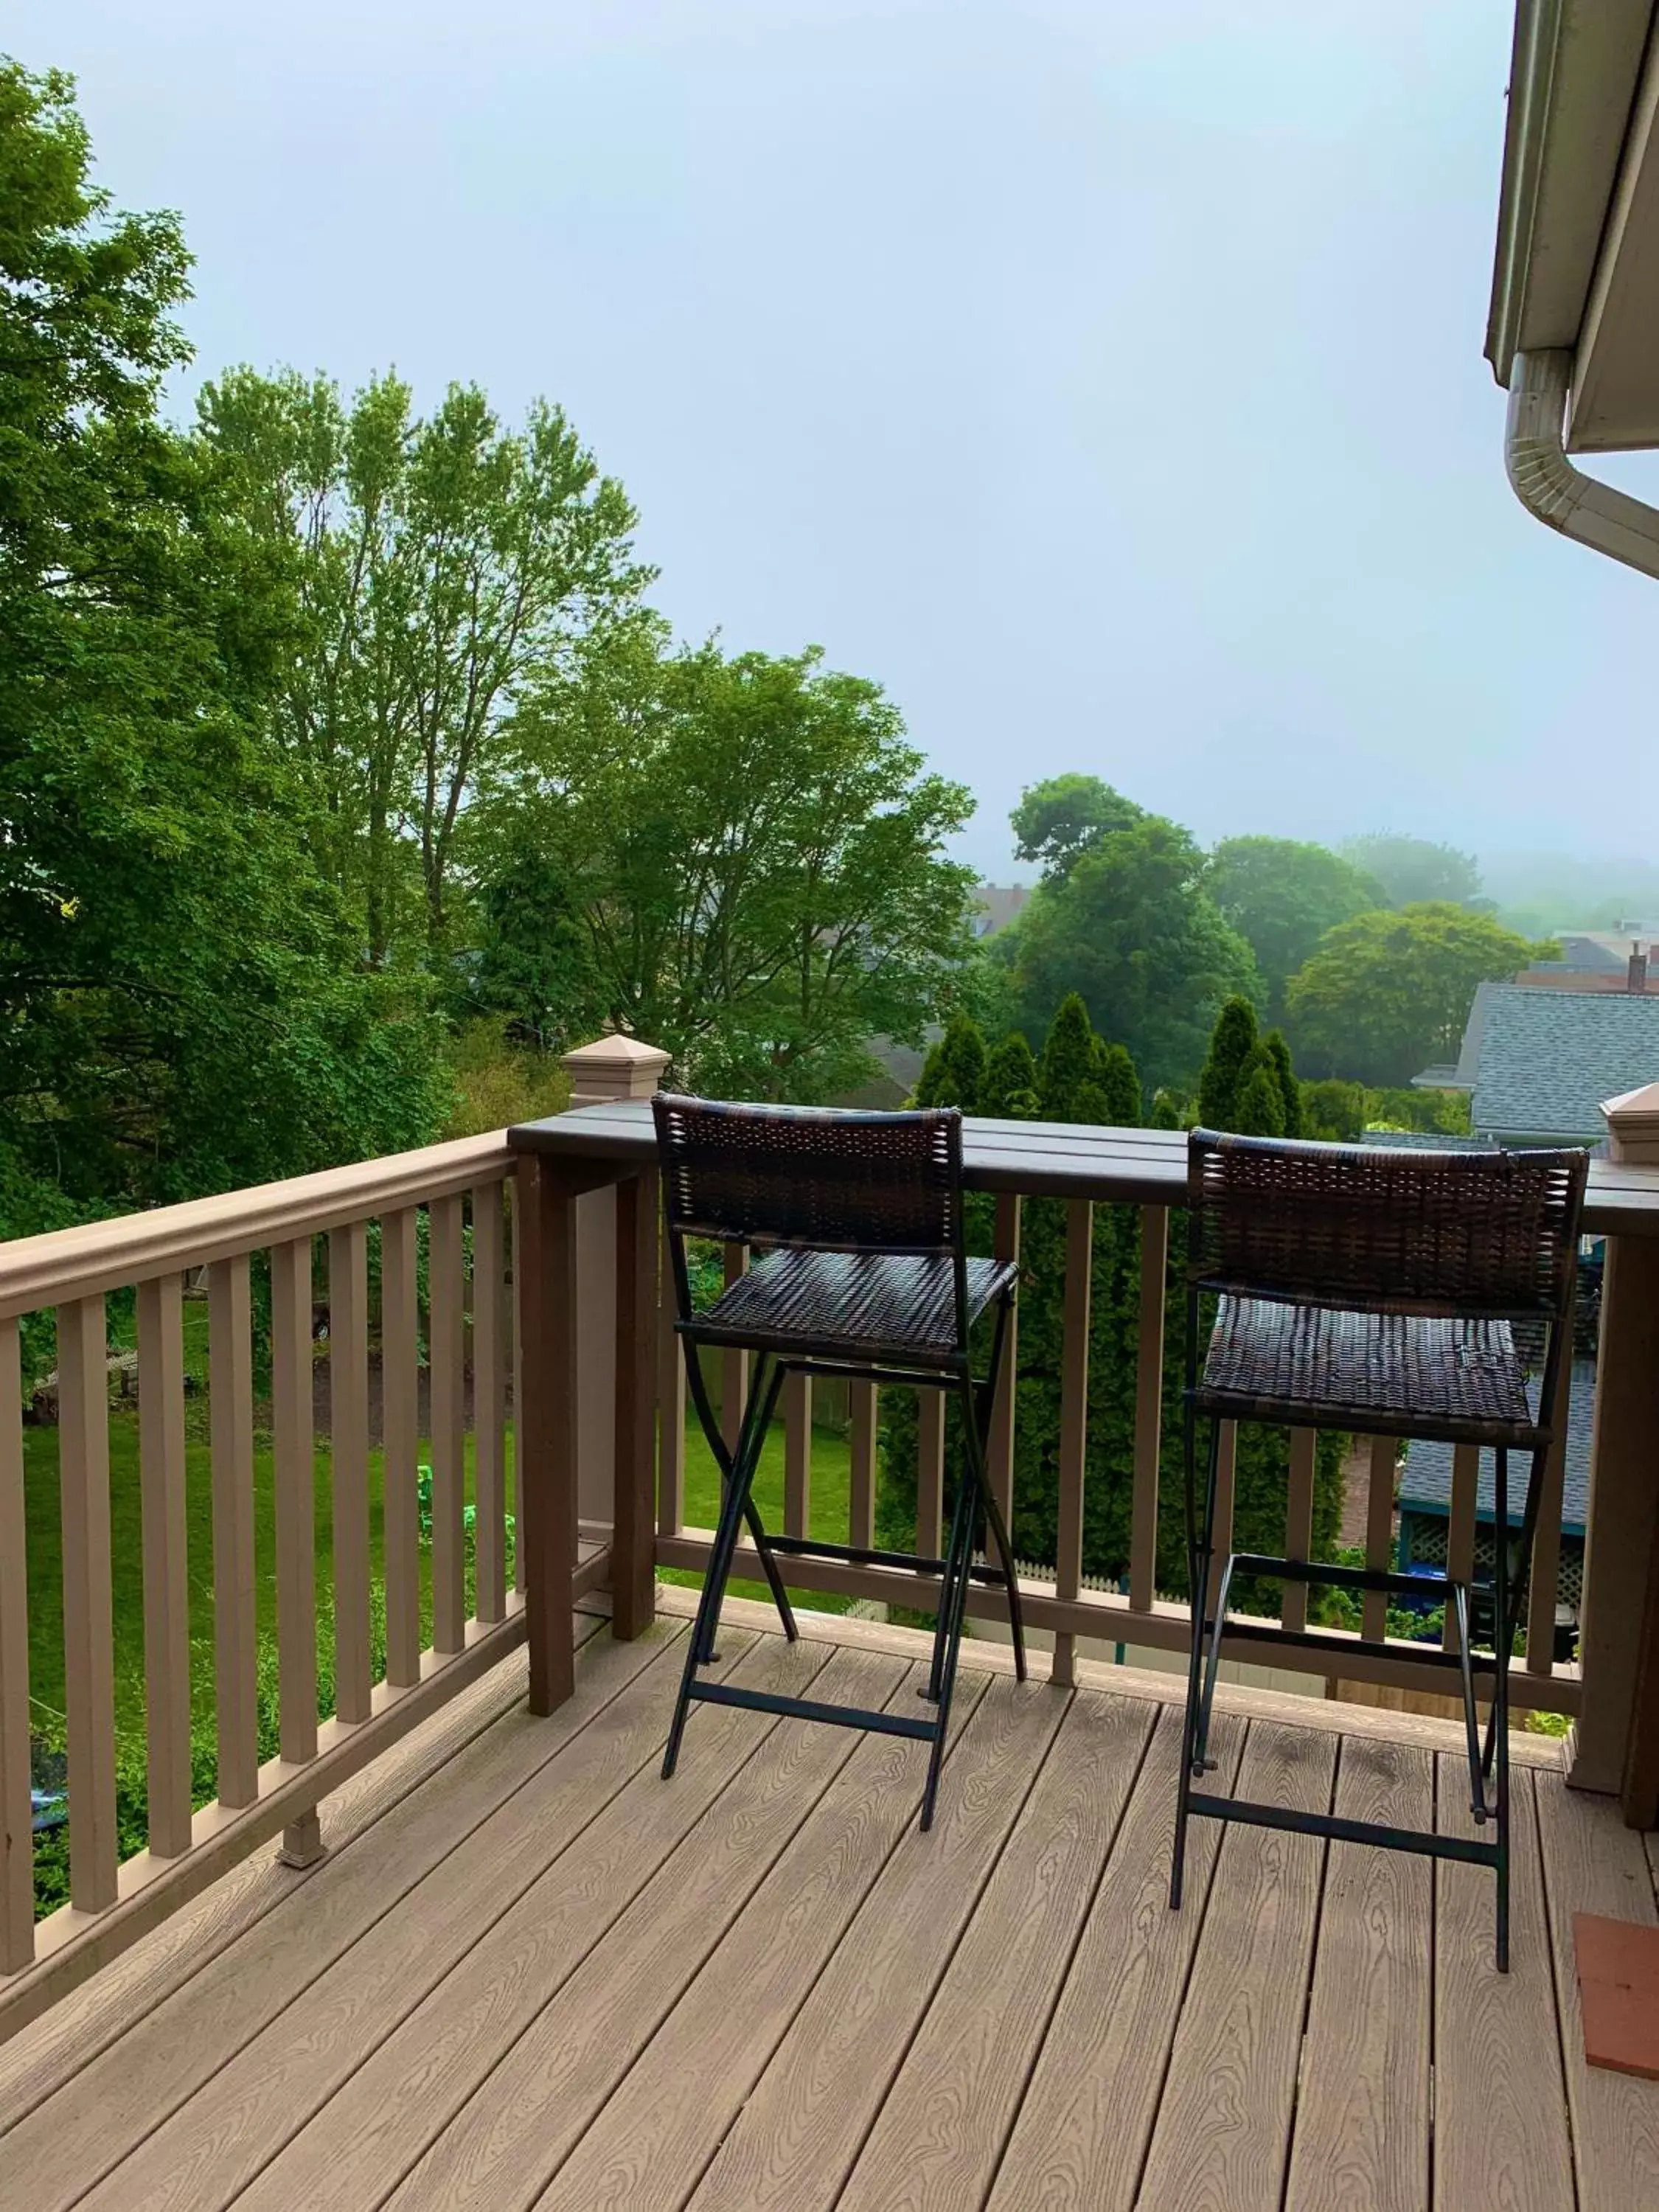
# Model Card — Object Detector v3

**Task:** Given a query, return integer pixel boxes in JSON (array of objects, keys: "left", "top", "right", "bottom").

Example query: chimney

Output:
[{"left": 1630, "top": 943, "right": 1650, "bottom": 994}]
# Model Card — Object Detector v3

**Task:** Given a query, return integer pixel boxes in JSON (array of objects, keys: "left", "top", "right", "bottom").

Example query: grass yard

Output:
[{"left": 672, "top": 1416, "right": 857, "bottom": 1615}]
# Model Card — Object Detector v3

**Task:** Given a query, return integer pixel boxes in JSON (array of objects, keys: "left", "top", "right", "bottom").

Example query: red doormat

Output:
[{"left": 1575, "top": 1913, "right": 1659, "bottom": 2081}]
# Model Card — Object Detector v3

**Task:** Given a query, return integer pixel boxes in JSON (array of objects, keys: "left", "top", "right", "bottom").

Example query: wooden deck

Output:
[{"left": 2, "top": 1596, "right": 1657, "bottom": 2212}]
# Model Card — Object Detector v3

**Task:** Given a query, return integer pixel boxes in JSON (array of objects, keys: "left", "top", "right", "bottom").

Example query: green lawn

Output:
[{"left": 670, "top": 1417, "right": 856, "bottom": 1614}]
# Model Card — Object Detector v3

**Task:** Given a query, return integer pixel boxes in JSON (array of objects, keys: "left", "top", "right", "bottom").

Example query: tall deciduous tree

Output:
[
  {"left": 1008, "top": 816, "right": 1259, "bottom": 1095},
  {"left": 504, "top": 621, "right": 978, "bottom": 1100},
  {"left": 1010, "top": 774, "right": 1144, "bottom": 881},
  {"left": 1286, "top": 903, "right": 1544, "bottom": 1084},
  {"left": 0, "top": 62, "right": 444, "bottom": 1228},
  {"left": 1340, "top": 832, "right": 1482, "bottom": 910},
  {"left": 197, "top": 364, "right": 649, "bottom": 961},
  {"left": 1208, "top": 836, "right": 1385, "bottom": 1020}
]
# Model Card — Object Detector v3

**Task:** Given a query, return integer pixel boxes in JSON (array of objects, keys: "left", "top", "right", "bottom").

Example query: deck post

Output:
[
  {"left": 1567, "top": 1082, "right": 1659, "bottom": 1821},
  {"left": 560, "top": 1037, "right": 671, "bottom": 1635},
  {"left": 515, "top": 1150, "right": 580, "bottom": 1714}
]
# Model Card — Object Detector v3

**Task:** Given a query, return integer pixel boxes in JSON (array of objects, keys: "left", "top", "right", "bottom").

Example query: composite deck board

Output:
[
  {"left": 0, "top": 1613, "right": 602, "bottom": 2135},
  {"left": 84, "top": 1623, "right": 781, "bottom": 2212},
  {"left": 1434, "top": 1763, "right": 1575, "bottom": 2212},
  {"left": 1, "top": 1616, "right": 681, "bottom": 2212},
  {"left": 536, "top": 1674, "right": 1050, "bottom": 2212},
  {"left": 986, "top": 1707, "right": 1248, "bottom": 2212},
  {"left": 1133, "top": 1719, "right": 1339, "bottom": 2212},
  {"left": 1534, "top": 1772, "right": 1659, "bottom": 2208},
  {"left": 1282, "top": 1736, "right": 1433, "bottom": 2212},
  {"left": 5, "top": 1613, "right": 1650, "bottom": 2212},
  {"left": 685, "top": 1678, "right": 1081, "bottom": 2212},
  {"left": 834, "top": 1688, "right": 1156, "bottom": 2212},
  {"left": 237, "top": 1641, "right": 888, "bottom": 2212},
  {"left": 386, "top": 1657, "right": 984, "bottom": 2212}
]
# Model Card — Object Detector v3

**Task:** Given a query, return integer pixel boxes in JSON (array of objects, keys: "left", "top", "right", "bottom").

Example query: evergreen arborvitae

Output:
[
  {"left": 1263, "top": 1029, "right": 1303, "bottom": 1137},
  {"left": 1095, "top": 1040, "right": 1142, "bottom": 1127},
  {"left": 1234, "top": 1057, "right": 1287, "bottom": 1137},
  {"left": 981, "top": 1033, "right": 1041, "bottom": 1119},
  {"left": 1196, "top": 995, "right": 1259, "bottom": 1129},
  {"left": 913, "top": 1010, "right": 988, "bottom": 1110},
  {"left": 1150, "top": 1090, "right": 1183, "bottom": 1130},
  {"left": 1039, "top": 994, "right": 1097, "bottom": 1119}
]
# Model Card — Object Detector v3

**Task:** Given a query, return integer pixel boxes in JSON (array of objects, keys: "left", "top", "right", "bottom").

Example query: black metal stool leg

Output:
[
  {"left": 664, "top": 1355, "right": 782, "bottom": 1778},
  {"left": 963, "top": 1361, "right": 1026, "bottom": 1684},
  {"left": 1173, "top": 1404, "right": 1221, "bottom": 1911},
  {"left": 683, "top": 1341, "right": 792, "bottom": 1653},
  {"left": 922, "top": 1461, "right": 978, "bottom": 1831}
]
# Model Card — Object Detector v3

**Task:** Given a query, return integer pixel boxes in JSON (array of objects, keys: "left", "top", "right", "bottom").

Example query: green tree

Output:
[
  {"left": 508, "top": 622, "right": 978, "bottom": 1100},
  {"left": 1263, "top": 1029, "right": 1304, "bottom": 1137},
  {"left": 1196, "top": 997, "right": 1259, "bottom": 1128},
  {"left": 1010, "top": 774, "right": 1144, "bottom": 882},
  {"left": 1286, "top": 904, "right": 1544, "bottom": 1084},
  {"left": 981, "top": 1034, "right": 1041, "bottom": 1118},
  {"left": 1009, "top": 817, "right": 1259, "bottom": 1095},
  {"left": 913, "top": 1012, "right": 989, "bottom": 1109},
  {"left": 198, "top": 364, "right": 649, "bottom": 961},
  {"left": 1340, "top": 833, "right": 1481, "bottom": 909},
  {"left": 0, "top": 62, "right": 445, "bottom": 1233},
  {"left": 1208, "top": 836, "right": 1385, "bottom": 1020},
  {"left": 467, "top": 828, "right": 597, "bottom": 1051},
  {"left": 1234, "top": 1052, "right": 1287, "bottom": 1137}
]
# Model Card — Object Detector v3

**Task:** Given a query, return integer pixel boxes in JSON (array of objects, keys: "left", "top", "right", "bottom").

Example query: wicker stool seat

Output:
[
  {"left": 689, "top": 1250, "right": 1019, "bottom": 1366},
  {"left": 1171, "top": 1129, "right": 1588, "bottom": 1974},
  {"left": 653, "top": 1094, "right": 1026, "bottom": 1832},
  {"left": 1199, "top": 1299, "right": 1534, "bottom": 1444}
]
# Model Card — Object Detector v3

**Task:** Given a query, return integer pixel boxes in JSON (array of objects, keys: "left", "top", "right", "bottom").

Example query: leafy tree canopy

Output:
[
  {"left": 1286, "top": 903, "right": 1545, "bottom": 1085},
  {"left": 1006, "top": 817, "right": 1259, "bottom": 1096},
  {"left": 0, "top": 60, "right": 445, "bottom": 1229},
  {"left": 1208, "top": 836, "right": 1385, "bottom": 1019},
  {"left": 503, "top": 619, "right": 978, "bottom": 1100},
  {"left": 1010, "top": 774, "right": 1144, "bottom": 882},
  {"left": 1340, "top": 832, "right": 1481, "bottom": 910}
]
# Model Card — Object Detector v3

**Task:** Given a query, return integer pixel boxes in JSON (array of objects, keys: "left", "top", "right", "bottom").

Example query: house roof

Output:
[
  {"left": 1467, "top": 984, "right": 1659, "bottom": 1140},
  {"left": 1401, "top": 1362, "right": 1596, "bottom": 1534},
  {"left": 971, "top": 886, "right": 1030, "bottom": 939}
]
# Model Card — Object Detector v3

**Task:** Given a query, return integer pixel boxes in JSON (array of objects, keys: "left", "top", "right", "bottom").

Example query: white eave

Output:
[{"left": 1486, "top": 1, "right": 1659, "bottom": 453}]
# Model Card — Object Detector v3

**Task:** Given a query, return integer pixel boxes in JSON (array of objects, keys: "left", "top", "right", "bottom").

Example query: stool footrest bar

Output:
[
  {"left": 1186, "top": 1791, "right": 1499, "bottom": 1866},
  {"left": 686, "top": 1679, "right": 938, "bottom": 1742}
]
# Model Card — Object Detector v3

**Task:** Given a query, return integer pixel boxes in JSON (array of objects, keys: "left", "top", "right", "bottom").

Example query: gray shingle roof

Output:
[
  {"left": 1469, "top": 984, "right": 1659, "bottom": 1141},
  {"left": 1400, "top": 1360, "right": 1594, "bottom": 1533}
]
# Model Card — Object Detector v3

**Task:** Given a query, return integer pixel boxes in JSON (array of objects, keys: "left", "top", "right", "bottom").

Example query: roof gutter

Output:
[{"left": 1506, "top": 348, "right": 1659, "bottom": 577}]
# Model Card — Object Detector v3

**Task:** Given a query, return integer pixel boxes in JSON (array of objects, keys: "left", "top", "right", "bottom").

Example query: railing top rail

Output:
[
  {"left": 509, "top": 1102, "right": 1659, "bottom": 1237},
  {"left": 0, "top": 1131, "right": 513, "bottom": 1321}
]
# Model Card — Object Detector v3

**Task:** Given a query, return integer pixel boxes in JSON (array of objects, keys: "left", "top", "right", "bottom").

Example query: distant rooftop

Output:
[
  {"left": 1402, "top": 1363, "right": 1596, "bottom": 1536},
  {"left": 1469, "top": 985, "right": 1659, "bottom": 1142},
  {"left": 971, "top": 885, "right": 1030, "bottom": 939}
]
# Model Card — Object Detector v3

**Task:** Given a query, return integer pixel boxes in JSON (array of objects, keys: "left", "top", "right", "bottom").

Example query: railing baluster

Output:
[
  {"left": 1526, "top": 1361, "right": 1570, "bottom": 1680},
  {"left": 136, "top": 1275, "right": 192, "bottom": 1856},
  {"left": 987, "top": 1194, "right": 1021, "bottom": 1539},
  {"left": 656, "top": 1208, "right": 686, "bottom": 1539},
  {"left": 721, "top": 1243, "right": 748, "bottom": 1459},
  {"left": 1281, "top": 1427, "right": 1316, "bottom": 1633},
  {"left": 1129, "top": 1204, "right": 1168, "bottom": 1615},
  {"left": 328, "top": 1222, "right": 372, "bottom": 1722},
  {"left": 1444, "top": 1441, "right": 1479, "bottom": 1656},
  {"left": 1361, "top": 1436, "right": 1397, "bottom": 1644},
  {"left": 917, "top": 1389, "right": 945, "bottom": 1559},
  {"left": 1208, "top": 1420, "right": 1237, "bottom": 1616},
  {"left": 271, "top": 1239, "right": 317, "bottom": 1763},
  {"left": 471, "top": 1183, "right": 507, "bottom": 1625},
  {"left": 381, "top": 1207, "right": 421, "bottom": 1686},
  {"left": 849, "top": 1382, "right": 877, "bottom": 1551},
  {"left": 509, "top": 1177, "right": 524, "bottom": 1595},
  {"left": 208, "top": 1256, "right": 257, "bottom": 1806},
  {"left": 784, "top": 1373, "right": 812, "bottom": 1540},
  {"left": 1052, "top": 1198, "right": 1093, "bottom": 1687},
  {"left": 428, "top": 1194, "right": 466, "bottom": 1656},
  {"left": 1, "top": 1316, "right": 32, "bottom": 1970},
  {"left": 58, "top": 1294, "right": 117, "bottom": 1913}
]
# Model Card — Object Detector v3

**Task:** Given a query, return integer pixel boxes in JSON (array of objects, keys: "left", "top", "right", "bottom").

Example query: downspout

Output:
[{"left": 1506, "top": 348, "right": 1659, "bottom": 580}]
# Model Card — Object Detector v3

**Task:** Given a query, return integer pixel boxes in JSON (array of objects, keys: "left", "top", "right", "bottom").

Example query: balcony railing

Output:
[{"left": 2, "top": 1036, "right": 1658, "bottom": 2045}]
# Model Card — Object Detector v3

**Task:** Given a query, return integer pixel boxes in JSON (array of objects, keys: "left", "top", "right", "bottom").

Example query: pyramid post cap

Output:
[{"left": 560, "top": 1032, "right": 672, "bottom": 1102}]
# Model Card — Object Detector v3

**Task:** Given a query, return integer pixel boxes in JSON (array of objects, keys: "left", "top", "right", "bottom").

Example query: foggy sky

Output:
[{"left": 15, "top": 0, "right": 1658, "bottom": 880}]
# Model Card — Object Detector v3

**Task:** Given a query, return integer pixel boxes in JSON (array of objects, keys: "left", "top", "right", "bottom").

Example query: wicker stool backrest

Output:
[
  {"left": 1187, "top": 1130, "right": 1588, "bottom": 1322},
  {"left": 653, "top": 1095, "right": 965, "bottom": 1256}
]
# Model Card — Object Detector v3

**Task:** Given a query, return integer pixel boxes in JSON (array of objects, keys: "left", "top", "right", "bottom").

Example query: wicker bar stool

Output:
[
  {"left": 1170, "top": 1130, "right": 1588, "bottom": 1971},
  {"left": 653, "top": 1094, "right": 1026, "bottom": 1830}
]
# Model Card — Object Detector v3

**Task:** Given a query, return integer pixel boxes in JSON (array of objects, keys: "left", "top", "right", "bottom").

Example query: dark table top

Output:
[{"left": 508, "top": 1100, "right": 1659, "bottom": 1237}]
